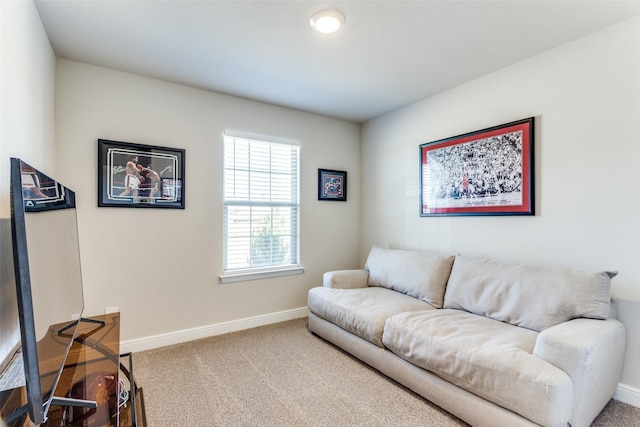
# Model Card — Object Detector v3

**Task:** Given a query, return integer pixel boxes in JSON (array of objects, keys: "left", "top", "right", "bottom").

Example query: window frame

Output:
[{"left": 219, "top": 130, "right": 304, "bottom": 283}]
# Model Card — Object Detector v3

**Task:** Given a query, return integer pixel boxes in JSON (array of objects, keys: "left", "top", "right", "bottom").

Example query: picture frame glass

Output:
[
  {"left": 318, "top": 169, "right": 347, "bottom": 201},
  {"left": 98, "top": 139, "right": 185, "bottom": 208},
  {"left": 420, "top": 118, "right": 534, "bottom": 216}
]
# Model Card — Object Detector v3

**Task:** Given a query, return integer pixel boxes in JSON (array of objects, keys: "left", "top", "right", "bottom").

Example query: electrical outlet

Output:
[{"left": 105, "top": 306, "right": 119, "bottom": 314}]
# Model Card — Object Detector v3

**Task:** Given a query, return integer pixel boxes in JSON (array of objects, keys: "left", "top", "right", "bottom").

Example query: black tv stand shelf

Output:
[{"left": 1, "top": 313, "right": 146, "bottom": 427}]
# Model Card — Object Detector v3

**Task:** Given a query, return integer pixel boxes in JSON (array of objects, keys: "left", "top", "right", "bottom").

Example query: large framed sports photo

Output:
[
  {"left": 98, "top": 139, "right": 185, "bottom": 208},
  {"left": 420, "top": 117, "right": 534, "bottom": 217}
]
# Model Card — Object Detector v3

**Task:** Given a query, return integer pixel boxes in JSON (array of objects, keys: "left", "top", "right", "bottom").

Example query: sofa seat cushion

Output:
[
  {"left": 443, "top": 255, "right": 613, "bottom": 332},
  {"left": 364, "top": 246, "right": 455, "bottom": 308},
  {"left": 382, "top": 310, "right": 573, "bottom": 427},
  {"left": 308, "top": 286, "right": 434, "bottom": 347}
]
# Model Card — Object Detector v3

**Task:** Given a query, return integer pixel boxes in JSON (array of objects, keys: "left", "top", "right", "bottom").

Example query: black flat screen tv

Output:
[{"left": 2, "top": 158, "right": 86, "bottom": 424}]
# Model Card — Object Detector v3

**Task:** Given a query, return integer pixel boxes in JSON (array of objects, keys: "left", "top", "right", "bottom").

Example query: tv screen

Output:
[{"left": 1, "top": 158, "right": 85, "bottom": 424}]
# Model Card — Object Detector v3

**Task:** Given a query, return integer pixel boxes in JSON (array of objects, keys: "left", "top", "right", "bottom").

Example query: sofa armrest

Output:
[
  {"left": 323, "top": 270, "right": 369, "bottom": 289},
  {"left": 533, "top": 318, "right": 625, "bottom": 427}
]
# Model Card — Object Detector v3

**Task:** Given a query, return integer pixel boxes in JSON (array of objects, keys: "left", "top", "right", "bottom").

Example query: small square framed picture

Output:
[{"left": 318, "top": 169, "right": 347, "bottom": 201}]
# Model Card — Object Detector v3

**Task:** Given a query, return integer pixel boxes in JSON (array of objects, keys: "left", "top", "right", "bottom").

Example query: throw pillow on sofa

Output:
[
  {"left": 364, "top": 246, "right": 455, "bottom": 308},
  {"left": 443, "top": 255, "right": 615, "bottom": 331}
]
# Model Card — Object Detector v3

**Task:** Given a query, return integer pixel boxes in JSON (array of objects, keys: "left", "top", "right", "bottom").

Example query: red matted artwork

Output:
[{"left": 420, "top": 117, "right": 535, "bottom": 216}]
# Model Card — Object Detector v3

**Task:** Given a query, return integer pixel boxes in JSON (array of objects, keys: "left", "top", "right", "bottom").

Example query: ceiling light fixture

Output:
[{"left": 310, "top": 9, "right": 345, "bottom": 34}]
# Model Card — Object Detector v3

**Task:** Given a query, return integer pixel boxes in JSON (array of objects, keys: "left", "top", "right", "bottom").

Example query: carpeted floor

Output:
[{"left": 132, "top": 318, "right": 639, "bottom": 426}]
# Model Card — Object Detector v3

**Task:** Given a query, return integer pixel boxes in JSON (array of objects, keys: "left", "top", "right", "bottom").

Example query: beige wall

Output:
[
  {"left": 54, "top": 60, "right": 361, "bottom": 342},
  {"left": 361, "top": 16, "right": 640, "bottom": 398},
  {"left": 3, "top": 0, "right": 638, "bottom": 407},
  {"left": 0, "top": 0, "right": 56, "bottom": 366},
  {"left": 0, "top": 0, "right": 56, "bottom": 212}
]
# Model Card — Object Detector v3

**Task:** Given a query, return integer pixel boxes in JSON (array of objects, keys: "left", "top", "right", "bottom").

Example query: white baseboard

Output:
[
  {"left": 120, "top": 307, "right": 309, "bottom": 354},
  {"left": 614, "top": 383, "right": 640, "bottom": 408}
]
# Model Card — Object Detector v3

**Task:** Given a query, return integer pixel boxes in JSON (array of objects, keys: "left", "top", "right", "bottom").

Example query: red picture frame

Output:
[{"left": 420, "top": 117, "right": 535, "bottom": 216}]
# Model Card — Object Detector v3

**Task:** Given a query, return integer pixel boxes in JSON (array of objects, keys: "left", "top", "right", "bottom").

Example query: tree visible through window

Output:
[{"left": 223, "top": 132, "right": 300, "bottom": 273}]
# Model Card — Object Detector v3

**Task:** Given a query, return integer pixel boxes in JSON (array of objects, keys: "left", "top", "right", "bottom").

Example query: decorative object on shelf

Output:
[
  {"left": 98, "top": 139, "right": 185, "bottom": 209},
  {"left": 318, "top": 169, "right": 347, "bottom": 201},
  {"left": 420, "top": 117, "right": 535, "bottom": 217},
  {"left": 62, "top": 371, "right": 119, "bottom": 425}
]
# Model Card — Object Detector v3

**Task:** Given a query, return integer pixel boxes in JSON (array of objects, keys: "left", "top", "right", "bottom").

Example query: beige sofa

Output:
[{"left": 307, "top": 247, "right": 626, "bottom": 427}]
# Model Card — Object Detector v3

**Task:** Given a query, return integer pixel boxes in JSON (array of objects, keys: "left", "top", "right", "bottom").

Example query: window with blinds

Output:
[{"left": 223, "top": 131, "right": 300, "bottom": 278}]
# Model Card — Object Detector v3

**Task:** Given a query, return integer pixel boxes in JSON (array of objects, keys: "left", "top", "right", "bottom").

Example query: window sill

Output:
[{"left": 219, "top": 266, "right": 305, "bottom": 284}]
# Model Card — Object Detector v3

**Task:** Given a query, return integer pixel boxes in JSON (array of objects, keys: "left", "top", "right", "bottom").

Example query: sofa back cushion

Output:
[
  {"left": 364, "top": 246, "right": 455, "bottom": 308},
  {"left": 443, "top": 255, "right": 614, "bottom": 331}
]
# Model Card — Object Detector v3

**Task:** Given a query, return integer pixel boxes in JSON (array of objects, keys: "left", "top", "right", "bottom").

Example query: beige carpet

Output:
[{"left": 132, "top": 318, "right": 639, "bottom": 426}]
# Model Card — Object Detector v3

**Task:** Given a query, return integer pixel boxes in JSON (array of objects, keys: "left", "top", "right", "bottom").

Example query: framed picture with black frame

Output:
[
  {"left": 318, "top": 169, "right": 347, "bottom": 201},
  {"left": 420, "top": 117, "right": 534, "bottom": 216},
  {"left": 98, "top": 139, "right": 185, "bottom": 208}
]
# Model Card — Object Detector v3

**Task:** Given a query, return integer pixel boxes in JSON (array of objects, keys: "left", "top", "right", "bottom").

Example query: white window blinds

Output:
[{"left": 223, "top": 131, "right": 300, "bottom": 274}]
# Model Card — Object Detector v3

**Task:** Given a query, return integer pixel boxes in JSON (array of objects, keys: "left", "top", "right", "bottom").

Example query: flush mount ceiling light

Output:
[{"left": 310, "top": 9, "right": 345, "bottom": 34}]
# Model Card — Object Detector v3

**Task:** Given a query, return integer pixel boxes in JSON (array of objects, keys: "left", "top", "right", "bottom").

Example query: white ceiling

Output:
[{"left": 34, "top": 0, "right": 640, "bottom": 123}]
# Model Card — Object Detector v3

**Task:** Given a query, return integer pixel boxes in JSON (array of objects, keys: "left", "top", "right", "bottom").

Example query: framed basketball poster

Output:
[{"left": 420, "top": 117, "right": 534, "bottom": 216}]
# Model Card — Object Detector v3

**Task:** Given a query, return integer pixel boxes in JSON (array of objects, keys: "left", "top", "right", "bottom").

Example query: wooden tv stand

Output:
[{"left": 1, "top": 313, "right": 145, "bottom": 426}]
